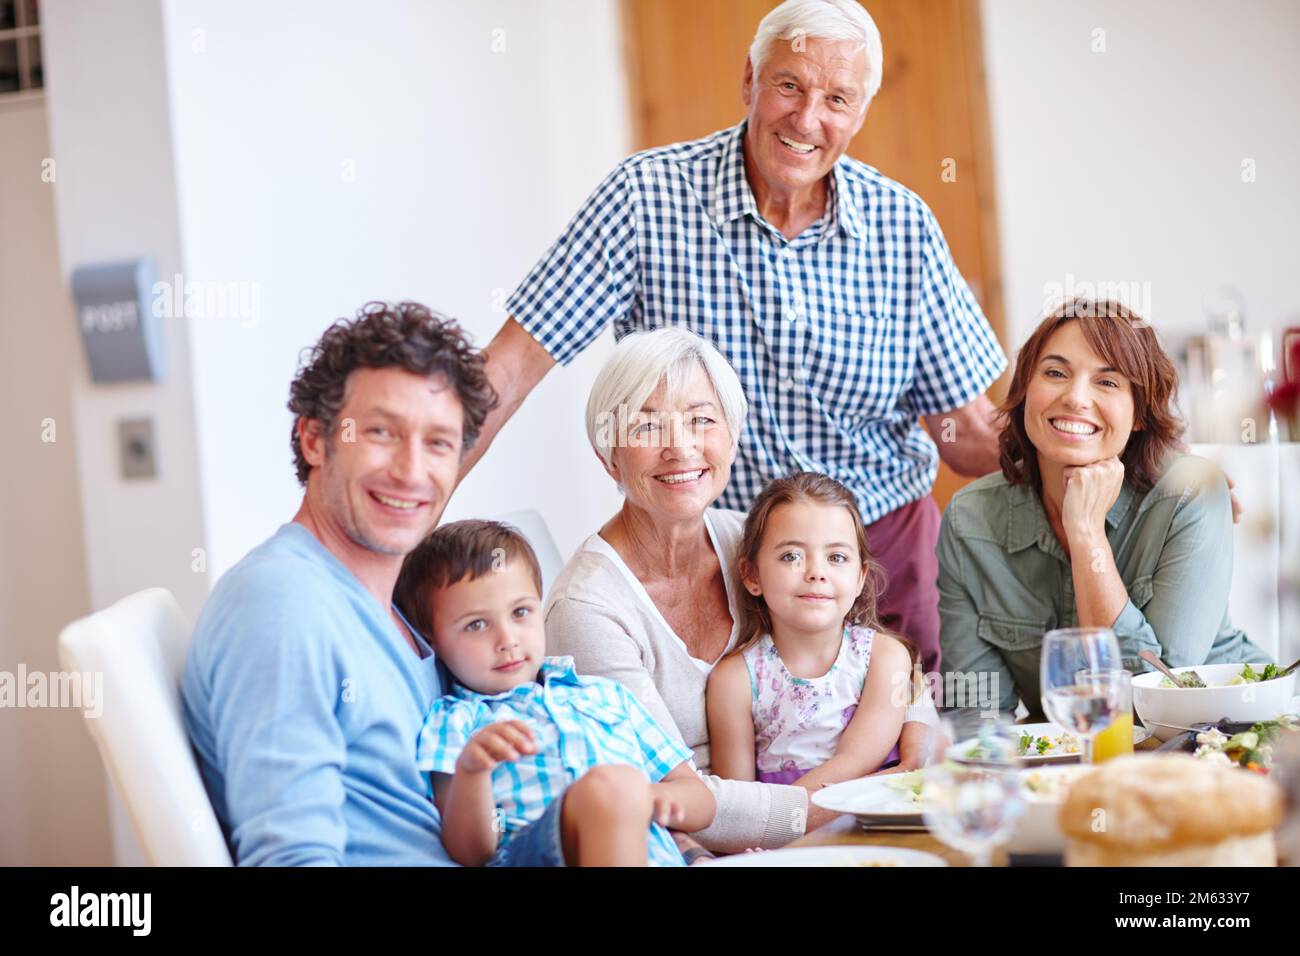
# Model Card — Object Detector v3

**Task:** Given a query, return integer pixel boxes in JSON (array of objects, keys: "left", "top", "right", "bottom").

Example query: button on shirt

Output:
[
  {"left": 937, "top": 455, "right": 1270, "bottom": 717},
  {"left": 507, "top": 120, "right": 1007, "bottom": 523},
  {"left": 416, "top": 655, "right": 694, "bottom": 867}
]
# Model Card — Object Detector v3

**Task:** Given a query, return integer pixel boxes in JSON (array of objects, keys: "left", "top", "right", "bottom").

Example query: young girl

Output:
[{"left": 707, "top": 471, "right": 919, "bottom": 792}]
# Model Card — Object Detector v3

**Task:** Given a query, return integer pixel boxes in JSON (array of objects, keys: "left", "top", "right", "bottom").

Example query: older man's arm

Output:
[
  {"left": 458, "top": 317, "right": 557, "bottom": 480},
  {"left": 923, "top": 393, "right": 1001, "bottom": 478}
]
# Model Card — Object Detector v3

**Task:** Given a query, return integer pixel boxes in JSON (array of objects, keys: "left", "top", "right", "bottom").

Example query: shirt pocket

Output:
[
  {"left": 566, "top": 697, "right": 644, "bottom": 767},
  {"left": 1129, "top": 574, "right": 1155, "bottom": 609},
  {"left": 976, "top": 613, "right": 1047, "bottom": 652},
  {"left": 807, "top": 310, "right": 906, "bottom": 424},
  {"left": 977, "top": 613, "right": 1048, "bottom": 714}
]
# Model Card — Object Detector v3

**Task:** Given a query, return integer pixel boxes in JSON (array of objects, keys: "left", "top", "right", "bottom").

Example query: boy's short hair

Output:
[{"left": 394, "top": 519, "right": 544, "bottom": 641}]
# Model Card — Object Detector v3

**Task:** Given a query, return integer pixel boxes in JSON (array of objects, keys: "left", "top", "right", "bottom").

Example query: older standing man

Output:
[{"left": 464, "top": 0, "right": 1007, "bottom": 674}]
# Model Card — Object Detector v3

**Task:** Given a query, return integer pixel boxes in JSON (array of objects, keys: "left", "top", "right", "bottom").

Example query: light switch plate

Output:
[{"left": 118, "top": 417, "right": 158, "bottom": 479}]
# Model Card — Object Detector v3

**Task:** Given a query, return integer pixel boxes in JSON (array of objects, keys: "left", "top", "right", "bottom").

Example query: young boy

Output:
[{"left": 394, "top": 519, "right": 715, "bottom": 866}]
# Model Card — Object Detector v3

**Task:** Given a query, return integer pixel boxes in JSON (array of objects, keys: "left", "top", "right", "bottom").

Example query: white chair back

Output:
[{"left": 58, "top": 588, "right": 232, "bottom": 866}]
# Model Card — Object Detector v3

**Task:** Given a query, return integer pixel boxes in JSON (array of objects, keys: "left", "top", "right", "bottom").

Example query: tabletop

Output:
[{"left": 786, "top": 734, "right": 1166, "bottom": 865}]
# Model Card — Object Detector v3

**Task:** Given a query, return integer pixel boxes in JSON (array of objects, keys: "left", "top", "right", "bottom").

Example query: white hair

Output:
[
  {"left": 585, "top": 327, "right": 748, "bottom": 472},
  {"left": 749, "top": 0, "right": 884, "bottom": 107}
]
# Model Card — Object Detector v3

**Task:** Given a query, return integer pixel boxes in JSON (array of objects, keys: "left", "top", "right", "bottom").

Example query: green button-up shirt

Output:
[{"left": 937, "top": 454, "right": 1268, "bottom": 718}]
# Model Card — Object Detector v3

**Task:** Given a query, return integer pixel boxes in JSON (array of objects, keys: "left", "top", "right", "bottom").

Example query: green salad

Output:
[
  {"left": 1192, "top": 715, "right": 1298, "bottom": 773},
  {"left": 1230, "top": 663, "right": 1282, "bottom": 684},
  {"left": 1159, "top": 662, "right": 1283, "bottom": 688}
]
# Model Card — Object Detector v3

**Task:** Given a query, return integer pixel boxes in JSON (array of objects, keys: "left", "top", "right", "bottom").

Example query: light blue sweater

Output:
[{"left": 182, "top": 522, "right": 454, "bottom": 866}]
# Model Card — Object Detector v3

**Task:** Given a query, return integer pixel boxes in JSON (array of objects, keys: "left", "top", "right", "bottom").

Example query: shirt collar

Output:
[
  {"left": 712, "top": 121, "right": 759, "bottom": 227},
  {"left": 713, "top": 120, "right": 863, "bottom": 241},
  {"left": 449, "top": 654, "right": 582, "bottom": 702},
  {"left": 1004, "top": 480, "right": 1137, "bottom": 555},
  {"left": 830, "top": 162, "right": 865, "bottom": 239}
]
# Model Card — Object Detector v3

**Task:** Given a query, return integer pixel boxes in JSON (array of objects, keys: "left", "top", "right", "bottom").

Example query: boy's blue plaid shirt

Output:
[{"left": 417, "top": 655, "right": 693, "bottom": 866}]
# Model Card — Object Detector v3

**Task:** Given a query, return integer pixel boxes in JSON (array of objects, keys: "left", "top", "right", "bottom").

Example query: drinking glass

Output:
[
  {"left": 920, "top": 716, "right": 1024, "bottom": 867},
  {"left": 1086, "top": 669, "right": 1134, "bottom": 762},
  {"left": 1041, "top": 628, "right": 1124, "bottom": 763}
]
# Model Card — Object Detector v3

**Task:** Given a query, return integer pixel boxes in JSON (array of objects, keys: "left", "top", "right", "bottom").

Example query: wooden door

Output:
[{"left": 621, "top": 0, "right": 1008, "bottom": 510}]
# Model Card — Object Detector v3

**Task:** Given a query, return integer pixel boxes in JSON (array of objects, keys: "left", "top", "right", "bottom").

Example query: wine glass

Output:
[
  {"left": 1040, "top": 627, "right": 1125, "bottom": 763},
  {"left": 920, "top": 716, "right": 1025, "bottom": 867}
]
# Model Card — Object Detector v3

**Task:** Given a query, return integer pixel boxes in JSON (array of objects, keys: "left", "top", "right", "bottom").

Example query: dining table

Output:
[{"left": 786, "top": 733, "right": 1166, "bottom": 865}]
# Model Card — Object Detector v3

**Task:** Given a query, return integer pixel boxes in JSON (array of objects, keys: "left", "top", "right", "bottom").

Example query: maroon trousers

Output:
[{"left": 864, "top": 495, "right": 942, "bottom": 675}]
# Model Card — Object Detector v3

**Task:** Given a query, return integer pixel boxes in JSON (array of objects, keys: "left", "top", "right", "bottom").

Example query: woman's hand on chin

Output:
[{"left": 1061, "top": 456, "right": 1125, "bottom": 541}]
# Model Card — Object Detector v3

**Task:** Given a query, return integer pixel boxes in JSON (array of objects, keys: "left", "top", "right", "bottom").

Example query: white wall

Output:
[
  {"left": 0, "top": 99, "right": 111, "bottom": 865},
  {"left": 161, "top": 0, "right": 629, "bottom": 582},
  {"left": 981, "top": 0, "right": 1300, "bottom": 347}
]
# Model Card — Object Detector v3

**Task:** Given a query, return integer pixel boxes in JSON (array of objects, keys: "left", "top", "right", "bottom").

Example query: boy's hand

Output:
[
  {"left": 649, "top": 787, "right": 686, "bottom": 828},
  {"left": 456, "top": 720, "right": 537, "bottom": 775}
]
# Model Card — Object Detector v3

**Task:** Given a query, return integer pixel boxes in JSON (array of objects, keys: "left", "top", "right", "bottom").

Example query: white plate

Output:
[
  {"left": 703, "top": 845, "right": 947, "bottom": 867},
  {"left": 956, "top": 721, "right": 1151, "bottom": 764},
  {"left": 810, "top": 772, "right": 931, "bottom": 824}
]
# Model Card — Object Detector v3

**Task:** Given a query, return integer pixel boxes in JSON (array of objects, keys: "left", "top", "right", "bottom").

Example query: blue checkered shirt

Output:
[
  {"left": 417, "top": 655, "right": 692, "bottom": 866},
  {"left": 508, "top": 120, "right": 1007, "bottom": 523}
]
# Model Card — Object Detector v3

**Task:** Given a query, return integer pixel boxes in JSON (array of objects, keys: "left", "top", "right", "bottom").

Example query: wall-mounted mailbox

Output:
[{"left": 71, "top": 258, "right": 164, "bottom": 382}]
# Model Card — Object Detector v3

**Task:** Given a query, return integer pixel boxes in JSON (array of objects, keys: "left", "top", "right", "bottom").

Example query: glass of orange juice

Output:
[{"left": 1087, "top": 669, "right": 1134, "bottom": 763}]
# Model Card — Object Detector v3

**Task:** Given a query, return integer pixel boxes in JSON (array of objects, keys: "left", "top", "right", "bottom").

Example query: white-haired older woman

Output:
[{"left": 545, "top": 328, "right": 939, "bottom": 856}]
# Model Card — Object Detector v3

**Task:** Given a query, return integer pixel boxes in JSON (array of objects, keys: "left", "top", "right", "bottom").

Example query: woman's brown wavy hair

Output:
[{"left": 998, "top": 298, "right": 1183, "bottom": 493}]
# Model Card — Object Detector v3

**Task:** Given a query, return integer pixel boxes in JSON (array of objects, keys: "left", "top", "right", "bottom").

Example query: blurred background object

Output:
[{"left": 1275, "top": 730, "right": 1300, "bottom": 866}]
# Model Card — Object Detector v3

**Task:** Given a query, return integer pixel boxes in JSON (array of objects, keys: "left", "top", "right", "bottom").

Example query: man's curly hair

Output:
[{"left": 287, "top": 301, "right": 498, "bottom": 484}]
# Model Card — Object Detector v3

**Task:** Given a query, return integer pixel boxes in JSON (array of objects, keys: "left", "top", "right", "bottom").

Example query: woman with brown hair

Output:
[{"left": 937, "top": 299, "right": 1268, "bottom": 719}]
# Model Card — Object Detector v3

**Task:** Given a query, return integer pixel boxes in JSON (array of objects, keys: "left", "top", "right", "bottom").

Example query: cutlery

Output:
[
  {"left": 856, "top": 823, "right": 930, "bottom": 832},
  {"left": 1152, "top": 721, "right": 1217, "bottom": 735},
  {"left": 1139, "top": 650, "right": 1206, "bottom": 688}
]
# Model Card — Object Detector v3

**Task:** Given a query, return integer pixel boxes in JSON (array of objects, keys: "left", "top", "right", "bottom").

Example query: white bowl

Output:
[
  {"left": 1131, "top": 663, "right": 1297, "bottom": 742},
  {"left": 1005, "top": 764, "right": 1094, "bottom": 856}
]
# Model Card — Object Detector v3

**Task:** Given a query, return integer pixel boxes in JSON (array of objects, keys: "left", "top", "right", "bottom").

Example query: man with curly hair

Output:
[{"left": 182, "top": 301, "right": 497, "bottom": 866}]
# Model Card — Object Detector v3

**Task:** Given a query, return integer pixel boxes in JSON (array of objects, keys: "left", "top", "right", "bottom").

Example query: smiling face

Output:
[
  {"left": 1024, "top": 320, "right": 1137, "bottom": 470},
  {"left": 741, "top": 500, "right": 867, "bottom": 640},
  {"left": 741, "top": 37, "right": 870, "bottom": 200},
  {"left": 301, "top": 366, "right": 464, "bottom": 559},
  {"left": 428, "top": 558, "right": 545, "bottom": 695},
  {"left": 604, "top": 362, "right": 737, "bottom": 523}
]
